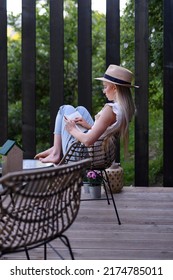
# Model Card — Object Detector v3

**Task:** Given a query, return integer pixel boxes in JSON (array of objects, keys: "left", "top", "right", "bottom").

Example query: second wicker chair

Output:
[{"left": 59, "top": 133, "right": 121, "bottom": 225}]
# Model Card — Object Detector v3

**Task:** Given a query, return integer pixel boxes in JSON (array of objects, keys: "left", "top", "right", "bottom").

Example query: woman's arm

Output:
[
  {"left": 65, "top": 105, "right": 116, "bottom": 146},
  {"left": 72, "top": 117, "right": 92, "bottom": 130}
]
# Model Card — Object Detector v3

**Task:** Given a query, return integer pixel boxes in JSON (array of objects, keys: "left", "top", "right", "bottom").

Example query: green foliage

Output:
[
  {"left": 121, "top": 110, "right": 163, "bottom": 186},
  {"left": 92, "top": 11, "right": 106, "bottom": 114},
  {"left": 120, "top": 0, "right": 135, "bottom": 71},
  {"left": 64, "top": 0, "right": 79, "bottom": 106},
  {"left": 120, "top": 117, "right": 135, "bottom": 186},
  {"left": 8, "top": 39, "right": 22, "bottom": 103},
  {"left": 7, "top": 20, "right": 22, "bottom": 144},
  {"left": 121, "top": 0, "right": 163, "bottom": 111},
  {"left": 149, "top": 109, "right": 163, "bottom": 185},
  {"left": 35, "top": 2, "right": 50, "bottom": 149},
  {"left": 119, "top": 0, "right": 163, "bottom": 186},
  {"left": 8, "top": 101, "right": 22, "bottom": 146},
  {"left": 7, "top": 0, "right": 106, "bottom": 148},
  {"left": 7, "top": 0, "right": 163, "bottom": 185}
]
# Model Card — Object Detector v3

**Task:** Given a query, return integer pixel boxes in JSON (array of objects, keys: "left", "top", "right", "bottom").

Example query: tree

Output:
[
  {"left": 120, "top": 0, "right": 163, "bottom": 185},
  {"left": 7, "top": 0, "right": 106, "bottom": 150},
  {"left": 120, "top": 0, "right": 163, "bottom": 110}
]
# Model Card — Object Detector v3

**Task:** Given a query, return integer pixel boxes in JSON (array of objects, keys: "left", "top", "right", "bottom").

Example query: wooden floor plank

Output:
[{"left": 1, "top": 186, "right": 173, "bottom": 260}]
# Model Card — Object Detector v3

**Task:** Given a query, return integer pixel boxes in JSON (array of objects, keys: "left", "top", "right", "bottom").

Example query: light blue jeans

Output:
[{"left": 54, "top": 105, "right": 94, "bottom": 155}]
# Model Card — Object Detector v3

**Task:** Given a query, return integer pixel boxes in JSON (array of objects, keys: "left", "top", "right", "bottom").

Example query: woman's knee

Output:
[
  {"left": 59, "top": 105, "right": 75, "bottom": 114},
  {"left": 76, "top": 106, "right": 88, "bottom": 114},
  {"left": 77, "top": 106, "right": 94, "bottom": 124}
]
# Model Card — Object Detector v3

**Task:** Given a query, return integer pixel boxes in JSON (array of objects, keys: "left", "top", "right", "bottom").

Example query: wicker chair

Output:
[
  {"left": 59, "top": 133, "right": 121, "bottom": 225},
  {"left": 0, "top": 159, "right": 90, "bottom": 260}
]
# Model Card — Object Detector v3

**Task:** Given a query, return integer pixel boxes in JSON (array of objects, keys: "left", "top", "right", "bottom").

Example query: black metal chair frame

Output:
[
  {"left": 0, "top": 159, "right": 91, "bottom": 260},
  {"left": 59, "top": 133, "right": 121, "bottom": 225}
]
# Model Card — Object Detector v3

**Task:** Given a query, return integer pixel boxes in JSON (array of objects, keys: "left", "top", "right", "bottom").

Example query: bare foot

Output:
[
  {"left": 34, "top": 147, "right": 54, "bottom": 160},
  {"left": 39, "top": 153, "right": 61, "bottom": 164},
  {"left": 35, "top": 147, "right": 61, "bottom": 164}
]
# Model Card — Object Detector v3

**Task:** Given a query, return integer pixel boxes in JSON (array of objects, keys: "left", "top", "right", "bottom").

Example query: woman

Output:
[{"left": 35, "top": 64, "right": 138, "bottom": 163}]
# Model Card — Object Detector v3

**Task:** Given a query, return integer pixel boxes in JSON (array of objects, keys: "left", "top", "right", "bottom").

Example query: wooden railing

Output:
[{"left": 0, "top": 0, "right": 173, "bottom": 187}]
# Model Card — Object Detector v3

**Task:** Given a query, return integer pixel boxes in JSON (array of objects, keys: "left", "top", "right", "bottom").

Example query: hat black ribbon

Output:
[{"left": 104, "top": 74, "right": 131, "bottom": 85}]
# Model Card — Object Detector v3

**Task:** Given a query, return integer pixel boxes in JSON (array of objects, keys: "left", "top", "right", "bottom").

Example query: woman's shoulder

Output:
[{"left": 105, "top": 102, "right": 122, "bottom": 114}]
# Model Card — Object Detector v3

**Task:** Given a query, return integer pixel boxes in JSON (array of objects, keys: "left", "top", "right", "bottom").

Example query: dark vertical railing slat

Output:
[
  {"left": 49, "top": 0, "right": 64, "bottom": 144},
  {"left": 163, "top": 0, "right": 173, "bottom": 186},
  {"left": 0, "top": 0, "right": 8, "bottom": 145},
  {"left": 106, "top": 0, "right": 120, "bottom": 162},
  {"left": 22, "top": 0, "right": 36, "bottom": 158},
  {"left": 106, "top": 0, "right": 120, "bottom": 66},
  {"left": 78, "top": 0, "right": 92, "bottom": 112},
  {"left": 135, "top": 0, "right": 149, "bottom": 186}
]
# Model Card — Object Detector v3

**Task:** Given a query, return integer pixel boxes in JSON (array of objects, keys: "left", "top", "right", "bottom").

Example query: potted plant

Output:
[
  {"left": 82, "top": 172, "right": 90, "bottom": 193},
  {"left": 86, "top": 170, "right": 103, "bottom": 198}
]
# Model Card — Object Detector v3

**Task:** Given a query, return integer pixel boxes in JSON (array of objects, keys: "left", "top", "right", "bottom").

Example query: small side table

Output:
[
  {"left": 23, "top": 159, "right": 53, "bottom": 170},
  {"left": 0, "top": 159, "right": 53, "bottom": 174}
]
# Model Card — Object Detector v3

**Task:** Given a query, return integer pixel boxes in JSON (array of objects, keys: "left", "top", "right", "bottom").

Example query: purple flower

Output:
[{"left": 86, "top": 170, "right": 102, "bottom": 185}]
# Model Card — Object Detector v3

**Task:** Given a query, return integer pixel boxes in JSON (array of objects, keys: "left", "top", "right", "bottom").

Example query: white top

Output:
[{"left": 91, "top": 102, "right": 122, "bottom": 139}]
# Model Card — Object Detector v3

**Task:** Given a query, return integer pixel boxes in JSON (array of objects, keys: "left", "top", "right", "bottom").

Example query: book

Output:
[{"left": 65, "top": 111, "right": 86, "bottom": 132}]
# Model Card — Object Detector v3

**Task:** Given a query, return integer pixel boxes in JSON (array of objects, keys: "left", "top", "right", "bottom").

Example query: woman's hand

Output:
[
  {"left": 64, "top": 116, "right": 77, "bottom": 133},
  {"left": 73, "top": 117, "right": 91, "bottom": 130}
]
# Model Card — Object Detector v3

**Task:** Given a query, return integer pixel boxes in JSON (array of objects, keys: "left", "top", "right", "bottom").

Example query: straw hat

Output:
[{"left": 95, "top": 64, "right": 139, "bottom": 88}]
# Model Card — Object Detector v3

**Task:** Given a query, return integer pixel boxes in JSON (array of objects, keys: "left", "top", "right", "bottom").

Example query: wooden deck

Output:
[{"left": 1, "top": 186, "right": 173, "bottom": 260}]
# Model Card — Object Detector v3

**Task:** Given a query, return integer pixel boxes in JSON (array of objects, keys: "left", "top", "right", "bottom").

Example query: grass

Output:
[{"left": 149, "top": 109, "right": 163, "bottom": 185}]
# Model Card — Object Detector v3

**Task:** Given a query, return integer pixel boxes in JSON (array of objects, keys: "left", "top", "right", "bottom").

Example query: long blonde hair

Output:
[{"left": 116, "top": 85, "right": 136, "bottom": 155}]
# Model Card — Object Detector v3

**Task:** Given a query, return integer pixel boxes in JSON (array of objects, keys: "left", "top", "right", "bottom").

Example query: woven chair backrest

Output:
[
  {"left": 0, "top": 159, "right": 90, "bottom": 255},
  {"left": 60, "top": 133, "right": 118, "bottom": 170}
]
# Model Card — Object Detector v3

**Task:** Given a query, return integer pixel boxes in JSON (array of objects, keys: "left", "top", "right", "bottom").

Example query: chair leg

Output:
[
  {"left": 25, "top": 244, "right": 47, "bottom": 260},
  {"left": 24, "top": 247, "right": 30, "bottom": 260},
  {"left": 60, "top": 235, "right": 75, "bottom": 260},
  {"left": 101, "top": 171, "right": 110, "bottom": 205},
  {"left": 102, "top": 170, "right": 121, "bottom": 225},
  {"left": 44, "top": 243, "right": 47, "bottom": 260}
]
